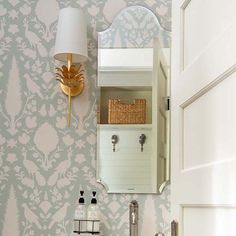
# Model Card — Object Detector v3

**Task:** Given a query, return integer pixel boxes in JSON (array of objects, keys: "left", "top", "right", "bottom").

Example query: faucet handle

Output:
[{"left": 155, "top": 233, "right": 165, "bottom": 236}]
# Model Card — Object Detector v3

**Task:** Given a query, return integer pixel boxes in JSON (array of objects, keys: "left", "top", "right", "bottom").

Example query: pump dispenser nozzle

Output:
[
  {"left": 79, "top": 190, "right": 85, "bottom": 204},
  {"left": 91, "top": 191, "right": 97, "bottom": 204}
]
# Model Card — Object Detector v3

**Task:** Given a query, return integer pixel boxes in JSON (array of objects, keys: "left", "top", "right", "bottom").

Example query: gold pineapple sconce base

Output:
[
  {"left": 55, "top": 54, "right": 86, "bottom": 127},
  {"left": 60, "top": 82, "right": 84, "bottom": 97}
]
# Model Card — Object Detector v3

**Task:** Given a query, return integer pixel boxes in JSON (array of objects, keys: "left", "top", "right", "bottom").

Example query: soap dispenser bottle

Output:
[
  {"left": 74, "top": 190, "right": 87, "bottom": 233},
  {"left": 87, "top": 191, "right": 100, "bottom": 233}
]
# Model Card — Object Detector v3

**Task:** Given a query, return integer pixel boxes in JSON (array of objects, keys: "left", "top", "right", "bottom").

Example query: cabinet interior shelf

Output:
[
  {"left": 100, "top": 86, "right": 152, "bottom": 91},
  {"left": 97, "top": 124, "right": 152, "bottom": 130},
  {"left": 99, "top": 87, "right": 152, "bottom": 124}
]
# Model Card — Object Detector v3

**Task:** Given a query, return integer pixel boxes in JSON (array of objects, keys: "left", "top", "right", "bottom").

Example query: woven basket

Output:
[{"left": 108, "top": 99, "right": 146, "bottom": 124}]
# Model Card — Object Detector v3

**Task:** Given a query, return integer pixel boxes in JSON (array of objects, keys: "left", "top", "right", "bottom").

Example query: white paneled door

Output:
[{"left": 171, "top": 0, "right": 236, "bottom": 235}]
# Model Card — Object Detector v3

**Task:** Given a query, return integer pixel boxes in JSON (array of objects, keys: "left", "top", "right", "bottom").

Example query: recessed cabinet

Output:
[
  {"left": 97, "top": 43, "right": 169, "bottom": 193},
  {"left": 96, "top": 6, "right": 170, "bottom": 194}
]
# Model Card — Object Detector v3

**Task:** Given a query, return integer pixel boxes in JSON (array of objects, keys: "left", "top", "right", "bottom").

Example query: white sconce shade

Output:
[{"left": 54, "top": 7, "right": 88, "bottom": 63}]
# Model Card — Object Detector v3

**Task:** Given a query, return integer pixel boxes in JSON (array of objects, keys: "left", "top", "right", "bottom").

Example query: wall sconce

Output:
[{"left": 54, "top": 8, "right": 88, "bottom": 127}]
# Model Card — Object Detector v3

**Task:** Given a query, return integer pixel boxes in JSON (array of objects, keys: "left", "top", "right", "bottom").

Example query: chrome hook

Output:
[
  {"left": 139, "top": 134, "right": 146, "bottom": 152},
  {"left": 111, "top": 135, "right": 118, "bottom": 152}
]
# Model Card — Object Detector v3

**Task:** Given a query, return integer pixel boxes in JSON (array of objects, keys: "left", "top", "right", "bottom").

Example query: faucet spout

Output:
[{"left": 129, "top": 200, "right": 138, "bottom": 236}]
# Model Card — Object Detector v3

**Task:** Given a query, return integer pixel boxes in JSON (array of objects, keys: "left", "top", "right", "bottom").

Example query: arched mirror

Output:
[{"left": 96, "top": 6, "right": 171, "bottom": 194}]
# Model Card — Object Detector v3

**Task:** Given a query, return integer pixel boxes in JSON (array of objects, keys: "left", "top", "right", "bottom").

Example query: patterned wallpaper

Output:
[
  {"left": 99, "top": 5, "right": 170, "bottom": 48},
  {"left": 0, "top": 0, "right": 171, "bottom": 236}
]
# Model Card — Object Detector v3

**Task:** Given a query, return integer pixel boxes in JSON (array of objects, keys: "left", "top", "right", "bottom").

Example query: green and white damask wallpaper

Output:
[{"left": 0, "top": 0, "right": 171, "bottom": 235}]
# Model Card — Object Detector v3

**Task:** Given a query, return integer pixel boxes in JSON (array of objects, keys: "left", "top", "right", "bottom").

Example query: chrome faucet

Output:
[{"left": 129, "top": 200, "right": 138, "bottom": 236}]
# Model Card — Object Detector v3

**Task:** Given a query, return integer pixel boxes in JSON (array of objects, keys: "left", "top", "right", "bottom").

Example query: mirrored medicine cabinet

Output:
[{"left": 96, "top": 6, "right": 171, "bottom": 194}]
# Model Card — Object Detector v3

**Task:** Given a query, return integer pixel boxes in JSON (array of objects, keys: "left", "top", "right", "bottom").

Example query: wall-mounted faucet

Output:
[{"left": 129, "top": 200, "right": 138, "bottom": 236}]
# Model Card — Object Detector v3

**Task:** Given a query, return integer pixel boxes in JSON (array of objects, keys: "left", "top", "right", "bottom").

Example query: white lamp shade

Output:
[{"left": 54, "top": 8, "right": 88, "bottom": 63}]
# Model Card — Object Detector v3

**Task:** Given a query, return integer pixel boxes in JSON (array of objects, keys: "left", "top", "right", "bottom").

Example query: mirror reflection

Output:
[{"left": 97, "top": 6, "right": 170, "bottom": 194}]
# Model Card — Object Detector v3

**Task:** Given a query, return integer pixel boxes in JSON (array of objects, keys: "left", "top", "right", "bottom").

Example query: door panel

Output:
[
  {"left": 183, "top": 73, "right": 236, "bottom": 169},
  {"left": 183, "top": 206, "right": 236, "bottom": 236},
  {"left": 171, "top": 0, "right": 236, "bottom": 235},
  {"left": 183, "top": 0, "right": 236, "bottom": 68}
]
